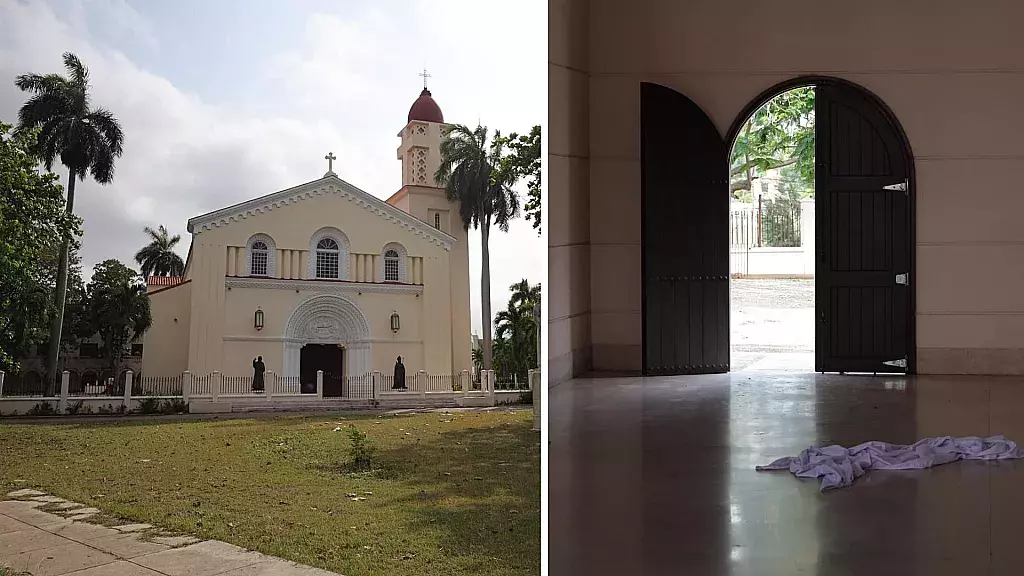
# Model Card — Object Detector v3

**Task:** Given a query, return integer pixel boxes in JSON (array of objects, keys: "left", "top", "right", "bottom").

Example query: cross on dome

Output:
[{"left": 418, "top": 68, "right": 432, "bottom": 90}]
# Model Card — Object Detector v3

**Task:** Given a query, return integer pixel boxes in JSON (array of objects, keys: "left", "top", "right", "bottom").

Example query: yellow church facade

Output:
[{"left": 141, "top": 88, "right": 472, "bottom": 389}]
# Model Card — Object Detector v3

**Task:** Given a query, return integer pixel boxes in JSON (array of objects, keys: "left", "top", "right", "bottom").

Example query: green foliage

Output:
[
  {"left": 84, "top": 259, "right": 152, "bottom": 374},
  {"left": 731, "top": 87, "right": 814, "bottom": 199},
  {"left": 26, "top": 401, "right": 56, "bottom": 416},
  {"left": 0, "top": 122, "right": 83, "bottom": 370},
  {"left": 345, "top": 426, "right": 375, "bottom": 472},
  {"left": 134, "top": 225, "right": 184, "bottom": 279},
  {"left": 160, "top": 398, "right": 188, "bottom": 415},
  {"left": 65, "top": 399, "right": 85, "bottom": 415},
  {"left": 494, "top": 126, "right": 541, "bottom": 234},
  {"left": 137, "top": 397, "right": 161, "bottom": 415},
  {"left": 493, "top": 279, "right": 541, "bottom": 383}
]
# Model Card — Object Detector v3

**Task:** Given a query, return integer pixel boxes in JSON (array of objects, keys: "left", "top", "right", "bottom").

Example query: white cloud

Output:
[{"left": 0, "top": 0, "right": 544, "bottom": 337}]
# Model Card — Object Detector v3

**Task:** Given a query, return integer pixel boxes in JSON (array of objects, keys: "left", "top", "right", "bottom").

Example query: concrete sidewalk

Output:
[{"left": 0, "top": 493, "right": 339, "bottom": 576}]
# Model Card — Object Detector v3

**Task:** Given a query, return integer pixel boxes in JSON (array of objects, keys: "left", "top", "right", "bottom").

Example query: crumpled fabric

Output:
[{"left": 756, "top": 435, "right": 1024, "bottom": 491}]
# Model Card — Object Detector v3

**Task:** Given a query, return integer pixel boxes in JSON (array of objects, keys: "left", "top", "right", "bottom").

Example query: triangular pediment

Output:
[{"left": 186, "top": 175, "right": 456, "bottom": 249}]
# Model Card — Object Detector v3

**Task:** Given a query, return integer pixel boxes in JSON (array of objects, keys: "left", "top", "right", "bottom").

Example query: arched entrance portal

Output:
[
  {"left": 283, "top": 294, "right": 372, "bottom": 396},
  {"left": 640, "top": 77, "right": 915, "bottom": 376}
]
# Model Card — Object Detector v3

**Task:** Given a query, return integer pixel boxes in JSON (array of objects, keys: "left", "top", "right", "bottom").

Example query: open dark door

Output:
[
  {"left": 641, "top": 83, "right": 730, "bottom": 376},
  {"left": 816, "top": 84, "right": 912, "bottom": 373}
]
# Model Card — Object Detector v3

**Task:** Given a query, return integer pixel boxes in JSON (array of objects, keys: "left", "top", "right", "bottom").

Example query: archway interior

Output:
[{"left": 727, "top": 86, "right": 816, "bottom": 371}]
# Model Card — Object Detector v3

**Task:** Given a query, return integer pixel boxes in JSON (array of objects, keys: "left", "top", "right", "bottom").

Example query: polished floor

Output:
[{"left": 549, "top": 372, "right": 1024, "bottom": 575}]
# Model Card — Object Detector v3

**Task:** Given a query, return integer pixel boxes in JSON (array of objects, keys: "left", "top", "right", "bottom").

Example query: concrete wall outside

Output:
[{"left": 578, "top": 0, "right": 1024, "bottom": 374}]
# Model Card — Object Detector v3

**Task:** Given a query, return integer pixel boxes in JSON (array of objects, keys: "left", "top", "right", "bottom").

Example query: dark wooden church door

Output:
[
  {"left": 815, "top": 83, "right": 912, "bottom": 373},
  {"left": 640, "top": 83, "right": 730, "bottom": 376}
]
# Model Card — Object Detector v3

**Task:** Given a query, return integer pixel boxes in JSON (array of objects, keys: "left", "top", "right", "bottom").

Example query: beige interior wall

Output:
[
  {"left": 584, "top": 0, "right": 1024, "bottom": 374},
  {"left": 548, "top": 0, "right": 592, "bottom": 384}
]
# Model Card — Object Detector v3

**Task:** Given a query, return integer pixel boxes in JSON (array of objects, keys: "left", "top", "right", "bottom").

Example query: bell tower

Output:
[{"left": 388, "top": 80, "right": 472, "bottom": 374}]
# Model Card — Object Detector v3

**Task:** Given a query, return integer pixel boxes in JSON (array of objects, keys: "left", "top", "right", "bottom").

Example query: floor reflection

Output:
[{"left": 549, "top": 372, "right": 1024, "bottom": 575}]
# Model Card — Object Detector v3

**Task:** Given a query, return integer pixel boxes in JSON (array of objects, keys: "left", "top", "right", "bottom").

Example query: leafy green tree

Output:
[
  {"left": 83, "top": 260, "right": 151, "bottom": 376},
  {"left": 134, "top": 225, "right": 185, "bottom": 278},
  {"left": 0, "top": 121, "right": 82, "bottom": 378},
  {"left": 493, "top": 279, "right": 541, "bottom": 382},
  {"left": 496, "top": 126, "right": 541, "bottom": 234},
  {"left": 15, "top": 52, "right": 125, "bottom": 387},
  {"left": 435, "top": 124, "right": 521, "bottom": 371},
  {"left": 730, "top": 87, "right": 814, "bottom": 199}
]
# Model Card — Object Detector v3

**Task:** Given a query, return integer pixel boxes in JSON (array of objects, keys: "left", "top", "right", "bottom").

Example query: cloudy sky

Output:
[{"left": 0, "top": 0, "right": 545, "bottom": 335}]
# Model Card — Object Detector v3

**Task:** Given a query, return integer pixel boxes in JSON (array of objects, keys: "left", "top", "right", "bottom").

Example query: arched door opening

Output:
[
  {"left": 727, "top": 86, "right": 816, "bottom": 371},
  {"left": 282, "top": 294, "right": 372, "bottom": 396},
  {"left": 640, "top": 77, "right": 915, "bottom": 376}
]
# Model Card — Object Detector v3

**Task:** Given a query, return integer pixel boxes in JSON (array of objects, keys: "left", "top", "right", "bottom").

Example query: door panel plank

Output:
[{"left": 641, "top": 83, "right": 729, "bottom": 376}]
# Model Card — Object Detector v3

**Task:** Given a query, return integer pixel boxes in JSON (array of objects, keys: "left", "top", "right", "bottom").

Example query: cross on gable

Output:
[{"left": 324, "top": 152, "right": 337, "bottom": 175}]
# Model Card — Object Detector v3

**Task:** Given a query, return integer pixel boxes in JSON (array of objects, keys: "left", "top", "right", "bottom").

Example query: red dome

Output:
[{"left": 407, "top": 88, "right": 444, "bottom": 123}]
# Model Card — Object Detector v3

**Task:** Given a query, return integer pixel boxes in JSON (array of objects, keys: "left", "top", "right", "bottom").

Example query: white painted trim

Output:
[
  {"left": 225, "top": 276, "right": 423, "bottom": 295},
  {"left": 186, "top": 175, "right": 455, "bottom": 249},
  {"left": 308, "top": 227, "right": 351, "bottom": 280},
  {"left": 245, "top": 233, "right": 276, "bottom": 277},
  {"left": 380, "top": 242, "right": 408, "bottom": 283}
]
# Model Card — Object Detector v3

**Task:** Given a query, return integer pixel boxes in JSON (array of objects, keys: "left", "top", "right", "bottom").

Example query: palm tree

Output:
[
  {"left": 494, "top": 279, "right": 541, "bottom": 382},
  {"left": 15, "top": 52, "right": 125, "bottom": 392},
  {"left": 135, "top": 225, "right": 185, "bottom": 279},
  {"left": 434, "top": 124, "right": 520, "bottom": 371}
]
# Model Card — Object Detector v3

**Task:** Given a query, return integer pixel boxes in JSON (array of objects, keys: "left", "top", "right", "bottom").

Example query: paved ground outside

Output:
[
  {"left": 731, "top": 278, "right": 814, "bottom": 371},
  {"left": 0, "top": 492, "right": 338, "bottom": 575}
]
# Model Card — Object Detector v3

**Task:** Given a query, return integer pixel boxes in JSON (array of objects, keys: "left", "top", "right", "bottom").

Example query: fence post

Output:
[
  {"left": 0, "top": 370, "right": 5, "bottom": 398},
  {"left": 316, "top": 370, "right": 323, "bottom": 399},
  {"left": 211, "top": 371, "right": 221, "bottom": 402},
  {"left": 460, "top": 370, "right": 470, "bottom": 393},
  {"left": 372, "top": 371, "right": 380, "bottom": 399},
  {"left": 266, "top": 371, "right": 275, "bottom": 401},
  {"left": 123, "top": 370, "right": 133, "bottom": 409},
  {"left": 800, "top": 198, "right": 816, "bottom": 276},
  {"left": 529, "top": 369, "right": 541, "bottom": 431},
  {"left": 58, "top": 371, "right": 70, "bottom": 413},
  {"left": 182, "top": 371, "right": 192, "bottom": 403},
  {"left": 418, "top": 370, "right": 427, "bottom": 399}
]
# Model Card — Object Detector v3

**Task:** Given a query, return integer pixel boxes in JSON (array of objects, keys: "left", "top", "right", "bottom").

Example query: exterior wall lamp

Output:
[
  {"left": 254, "top": 307, "right": 264, "bottom": 331},
  {"left": 390, "top": 310, "right": 400, "bottom": 333}
]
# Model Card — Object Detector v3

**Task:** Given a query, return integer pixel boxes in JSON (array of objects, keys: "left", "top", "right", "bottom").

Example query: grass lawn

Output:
[{"left": 0, "top": 410, "right": 539, "bottom": 575}]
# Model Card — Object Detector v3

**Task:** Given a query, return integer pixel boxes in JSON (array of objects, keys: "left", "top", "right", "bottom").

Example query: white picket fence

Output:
[{"left": 0, "top": 368, "right": 540, "bottom": 414}]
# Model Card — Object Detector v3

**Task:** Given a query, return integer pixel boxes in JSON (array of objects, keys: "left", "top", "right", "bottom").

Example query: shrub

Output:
[
  {"left": 66, "top": 400, "right": 86, "bottom": 415},
  {"left": 160, "top": 399, "right": 188, "bottom": 415},
  {"left": 137, "top": 397, "right": 161, "bottom": 414},
  {"left": 519, "top": 391, "right": 533, "bottom": 405},
  {"left": 346, "top": 427, "right": 375, "bottom": 472},
  {"left": 26, "top": 401, "right": 56, "bottom": 416}
]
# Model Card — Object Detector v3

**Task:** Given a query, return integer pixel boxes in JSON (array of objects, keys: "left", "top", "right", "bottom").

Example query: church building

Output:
[{"left": 141, "top": 87, "right": 472, "bottom": 387}]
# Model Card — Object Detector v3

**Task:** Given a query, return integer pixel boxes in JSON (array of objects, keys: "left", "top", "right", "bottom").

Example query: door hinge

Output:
[
  {"left": 883, "top": 357, "right": 908, "bottom": 369},
  {"left": 895, "top": 273, "right": 908, "bottom": 285},
  {"left": 883, "top": 180, "right": 908, "bottom": 193}
]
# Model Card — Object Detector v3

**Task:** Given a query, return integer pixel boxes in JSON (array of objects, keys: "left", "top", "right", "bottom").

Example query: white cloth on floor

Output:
[{"left": 756, "top": 435, "right": 1024, "bottom": 491}]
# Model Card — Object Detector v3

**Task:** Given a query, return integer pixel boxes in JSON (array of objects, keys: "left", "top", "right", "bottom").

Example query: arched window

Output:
[
  {"left": 379, "top": 243, "right": 408, "bottom": 283},
  {"left": 245, "top": 234, "right": 276, "bottom": 277},
  {"left": 434, "top": 213, "right": 441, "bottom": 229},
  {"left": 250, "top": 241, "right": 269, "bottom": 276},
  {"left": 384, "top": 250, "right": 401, "bottom": 282},
  {"left": 316, "top": 238, "right": 340, "bottom": 279},
  {"left": 307, "top": 228, "right": 350, "bottom": 280}
]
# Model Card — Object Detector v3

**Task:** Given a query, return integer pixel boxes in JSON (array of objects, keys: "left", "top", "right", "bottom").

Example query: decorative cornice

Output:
[
  {"left": 223, "top": 335, "right": 424, "bottom": 344},
  {"left": 225, "top": 276, "right": 424, "bottom": 295},
  {"left": 186, "top": 175, "right": 455, "bottom": 250}
]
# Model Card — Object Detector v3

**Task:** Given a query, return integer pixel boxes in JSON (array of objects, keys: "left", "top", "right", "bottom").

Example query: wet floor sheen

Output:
[{"left": 549, "top": 372, "right": 1024, "bottom": 576}]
